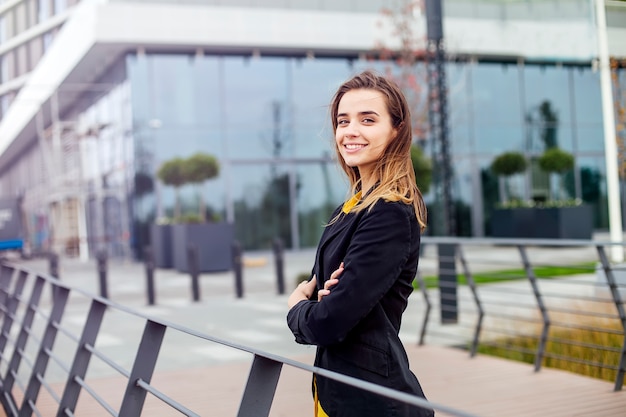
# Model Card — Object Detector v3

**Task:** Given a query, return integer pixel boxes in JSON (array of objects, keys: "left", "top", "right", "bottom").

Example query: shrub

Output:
[
  {"left": 490, "top": 152, "right": 527, "bottom": 177},
  {"left": 538, "top": 148, "right": 574, "bottom": 174},
  {"left": 410, "top": 144, "right": 432, "bottom": 194}
]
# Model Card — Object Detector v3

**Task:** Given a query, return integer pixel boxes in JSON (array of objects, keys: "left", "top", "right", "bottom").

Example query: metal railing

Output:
[
  {"left": 416, "top": 237, "right": 626, "bottom": 392},
  {"left": 0, "top": 260, "right": 477, "bottom": 417},
  {"left": 0, "top": 236, "right": 624, "bottom": 416}
]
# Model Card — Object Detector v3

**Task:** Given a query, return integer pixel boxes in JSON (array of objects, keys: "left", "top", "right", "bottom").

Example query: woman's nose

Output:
[{"left": 343, "top": 121, "right": 359, "bottom": 137}]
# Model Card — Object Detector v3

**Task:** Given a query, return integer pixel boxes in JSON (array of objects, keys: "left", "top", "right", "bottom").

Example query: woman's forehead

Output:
[{"left": 338, "top": 89, "right": 387, "bottom": 112}]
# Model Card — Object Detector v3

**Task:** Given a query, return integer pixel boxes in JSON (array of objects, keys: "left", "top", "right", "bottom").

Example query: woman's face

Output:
[{"left": 335, "top": 89, "right": 396, "bottom": 177}]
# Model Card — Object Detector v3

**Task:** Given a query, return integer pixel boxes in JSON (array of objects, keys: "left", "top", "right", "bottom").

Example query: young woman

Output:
[{"left": 287, "top": 71, "right": 433, "bottom": 417}]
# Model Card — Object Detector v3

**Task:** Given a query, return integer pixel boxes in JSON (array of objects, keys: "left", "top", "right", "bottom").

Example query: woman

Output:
[{"left": 287, "top": 71, "right": 433, "bottom": 417}]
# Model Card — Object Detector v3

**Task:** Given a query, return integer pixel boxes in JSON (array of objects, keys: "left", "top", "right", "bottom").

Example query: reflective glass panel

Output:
[
  {"left": 572, "top": 67, "right": 604, "bottom": 152},
  {"left": 222, "top": 57, "right": 290, "bottom": 160},
  {"left": 297, "top": 159, "right": 349, "bottom": 247},
  {"left": 470, "top": 63, "right": 524, "bottom": 154},
  {"left": 291, "top": 58, "right": 351, "bottom": 158},
  {"left": 523, "top": 64, "right": 572, "bottom": 151},
  {"left": 230, "top": 163, "right": 293, "bottom": 250}
]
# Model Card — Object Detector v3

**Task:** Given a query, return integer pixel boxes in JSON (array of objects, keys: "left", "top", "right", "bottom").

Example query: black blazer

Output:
[{"left": 287, "top": 199, "right": 434, "bottom": 417}]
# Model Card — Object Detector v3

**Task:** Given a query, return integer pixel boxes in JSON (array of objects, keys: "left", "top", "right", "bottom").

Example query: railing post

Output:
[
  {"left": 57, "top": 300, "right": 107, "bottom": 416},
  {"left": 3, "top": 276, "right": 45, "bottom": 408},
  {"left": 119, "top": 320, "right": 167, "bottom": 417},
  {"left": 273, "top": 238, "right": 285, "bottom": 295},
  {"left": 96, "top": 249, "right": 108, "bottom": 299},
  {"left": 415, "top": 270, "right": 432, "bottom": 346},
  {"left": 237, "top": 355, "right": 283, "bottom": 417},
  {"left": 438, "top": 243, "right": 458, "bottom": 324},
  {"left": 144, "top": 246, "right": 156, "bottom": 306},
  {"left": 19, "top": 285, "right": 70, "bottom": 417},
  {"left": 187, "top": 244, "right": 200, "bottom": 302},
  {"left": 517, "top": 245, "right": 550, "bottom": 372},
  {"left": 457, "top": 245, "right": 484, "bottom": 357},
  {"left": 0, "top": 270, "right": 27, "bottom": 366},
  {"left": 596, "top": 245, "right": 626, "bottom": 391},
  {"left": 232, "top": 241, "right": 244, "bottom": 298}
]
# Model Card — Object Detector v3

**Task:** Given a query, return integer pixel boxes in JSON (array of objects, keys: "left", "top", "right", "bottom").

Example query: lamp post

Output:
[
  {"left": 425, "top": 0, "right": 458, "bottom": 324},
  {"left": 595, "top": 0, "right": 623, "bottom": 262}
]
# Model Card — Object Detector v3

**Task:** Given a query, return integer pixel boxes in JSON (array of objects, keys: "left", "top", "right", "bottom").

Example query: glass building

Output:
[{"left": 0, "top": 0, "right": 625, "bottom": 259}]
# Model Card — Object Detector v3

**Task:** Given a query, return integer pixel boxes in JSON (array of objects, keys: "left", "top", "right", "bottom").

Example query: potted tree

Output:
[
  {"left": 535, "top": 147, "right": 592, "bottom": 239},
  {"left": 489, "top": 151, "right": 531, "bottom": 238},
  {"left": 490, "top": 148, "right": 591, "bottom": 239},
  {"left": 184, "top": 152, "right": 220, "bottom": 222},
  {"left": 538, "top": 147, "right": 574, "bottom": 201},
  {"left": 490, "top": 151, "right": 528, "bottom": 205},
  {"left": 170, "top": 152, "right": 234, "bottom": 273},
  {"left": 150, "top": 157, "right": 187, "bottom": 268}
]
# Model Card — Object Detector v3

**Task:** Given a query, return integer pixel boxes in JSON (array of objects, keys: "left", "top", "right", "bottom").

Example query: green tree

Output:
[
  {"left": 490, "top": 151, "right": 528, "bottom": 204},
  {"left": 538, "top": 148, "right": 574, "bottom": 201},
  {"left": 157, "top": 158, "right": 186, "bottom": 219},
  {"left": 410, "top": 144, "right": 432, "bottom": 194},
  {"left": 183, "top": 153, "right": 220, "bottom": 222}
]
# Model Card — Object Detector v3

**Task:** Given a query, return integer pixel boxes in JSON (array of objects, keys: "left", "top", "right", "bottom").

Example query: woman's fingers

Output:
[
  {"left": 324, "top": 278, "right": 339, "bottom": 290},
  {"left": 317, "top": 289, "right": 330, "bottom": 301},
  {"left": 330, "top": 262, "right": 345, "bottom": 280},
  {"left": 318, "top": 263, "right": 345, "bottom": 301}
]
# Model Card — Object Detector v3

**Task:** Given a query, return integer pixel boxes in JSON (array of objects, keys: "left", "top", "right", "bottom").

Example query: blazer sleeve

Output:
[{"left": 287, "top": 201, "right": 414, "bottom": 346}]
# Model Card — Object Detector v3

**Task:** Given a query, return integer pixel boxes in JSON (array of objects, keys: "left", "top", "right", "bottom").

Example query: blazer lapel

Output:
[{"left": 316, "top": 211, "right": 360, "bottom": 262}]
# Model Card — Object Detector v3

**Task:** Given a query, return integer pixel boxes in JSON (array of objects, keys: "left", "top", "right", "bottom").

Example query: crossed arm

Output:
[{"left": 287, "top": 262, "right": 344, "bottom": 308}]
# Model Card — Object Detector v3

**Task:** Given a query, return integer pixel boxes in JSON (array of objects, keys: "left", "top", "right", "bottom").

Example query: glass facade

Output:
[{"left": 126, "top": 52, "right": 610, "bottom": 255}]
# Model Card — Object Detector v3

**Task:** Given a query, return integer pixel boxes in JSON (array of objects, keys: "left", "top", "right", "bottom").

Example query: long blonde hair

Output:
[{"left": 330, "top": 70, "right": 427, "bottom": 230}]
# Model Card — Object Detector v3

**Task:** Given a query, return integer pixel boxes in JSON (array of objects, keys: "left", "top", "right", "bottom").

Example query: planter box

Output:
[
  {"left": 491, "top": 205, "right": 593, "bottom": 240},
  {"left": 172, "top": 222, "right": 234, "bottom": 273},
  {"left": 150, "top": 224, "right": 173, "bottom": 268}
]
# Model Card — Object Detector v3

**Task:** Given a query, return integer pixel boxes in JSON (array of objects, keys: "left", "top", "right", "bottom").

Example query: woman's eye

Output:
[
  {"left": 362, "top": 118, "right": 374, "bottom": 123},
  {"left": 337, "top": 119, "right": 349, "bottom": 125}
]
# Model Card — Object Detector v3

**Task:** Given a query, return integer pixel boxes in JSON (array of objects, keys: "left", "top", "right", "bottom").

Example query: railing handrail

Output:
[
  {"left": 0, "top": 260, "right": 480, "bottom": 417},
  {"left": 422, "top": 236, "right": 626, "bottom": 247}
]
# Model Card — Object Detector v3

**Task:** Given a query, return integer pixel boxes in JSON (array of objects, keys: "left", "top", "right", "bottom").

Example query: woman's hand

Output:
[
  {"left": 318, "top": 262, "right": 344, "bottom": 301},
  {"left": 288, "top": 275, "right": 317, "bottom": 309}
]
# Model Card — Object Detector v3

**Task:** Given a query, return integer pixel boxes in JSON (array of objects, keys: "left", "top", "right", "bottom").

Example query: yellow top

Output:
[
  {"left": 314, "top": 377, "right": 330, "bottom": 417},
  {"left": 341, "top": 191, "right": 362, "bottom": 214}
]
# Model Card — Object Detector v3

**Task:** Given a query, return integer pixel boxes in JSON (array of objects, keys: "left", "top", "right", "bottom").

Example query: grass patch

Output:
[
  {"left": 417, "top": 261, "right": 596, "bottom": 289},
  {"left": 476, "top": 311, "right": 625, "bottom": 383}
]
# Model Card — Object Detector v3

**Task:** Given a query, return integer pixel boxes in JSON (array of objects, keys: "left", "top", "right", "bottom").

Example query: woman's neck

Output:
[{"left": 359, "top": 174, "right": 377, "bottom": 196}]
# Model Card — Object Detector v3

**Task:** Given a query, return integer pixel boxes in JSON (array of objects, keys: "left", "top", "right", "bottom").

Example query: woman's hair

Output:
[{"left": 330, "top": 70, "right": 427, "bottom": 230}]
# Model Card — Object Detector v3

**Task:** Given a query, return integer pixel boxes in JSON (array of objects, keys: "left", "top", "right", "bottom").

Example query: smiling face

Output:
[{"left": 334, "top": 89, "right": 397, "bottom": 188}]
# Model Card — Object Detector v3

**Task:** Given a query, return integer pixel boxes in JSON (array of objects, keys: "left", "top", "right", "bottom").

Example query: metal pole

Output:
[
  {"left": 518, "top": 245, "right": 550, "bottom": 372},
  {"left": 595, "top": 0, "right": 624, "bottom": 262},
  {"left": 232, "top": 241, "right": 244, "bottom": 298},
  {"left": 273, "top": 238, "right": 285, "bottom": 295},
  {"left": 48, "top": 252, "right": 59, "bottom": 279},
  {"left": 187, "top": 244, "right": 200, "bottom": 302},
  {"left": 49, "top": 252, "right": 59, "bottom": 303},
  {"left": 144, "top": 246, "right": 156, "bottom": 306},
  {"left": 596, "top": 245, "right": 626, "bottom": 391},
  {"left": 437, "top": 243, "right": 458, "bottom": 324},
  {"left": 425, "top": 0, "right": 454, "bottom": 236},
  {"left": 96, "top": 250, "right": 108, "bottom": 299}
]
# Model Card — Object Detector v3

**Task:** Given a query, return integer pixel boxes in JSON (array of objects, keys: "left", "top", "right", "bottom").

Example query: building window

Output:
[
  {"left": 54, "top": 0, "right": 67, "bottom": 14},
  {"left": 38, "top": 0, "right": 51, "bottom": 22}
]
